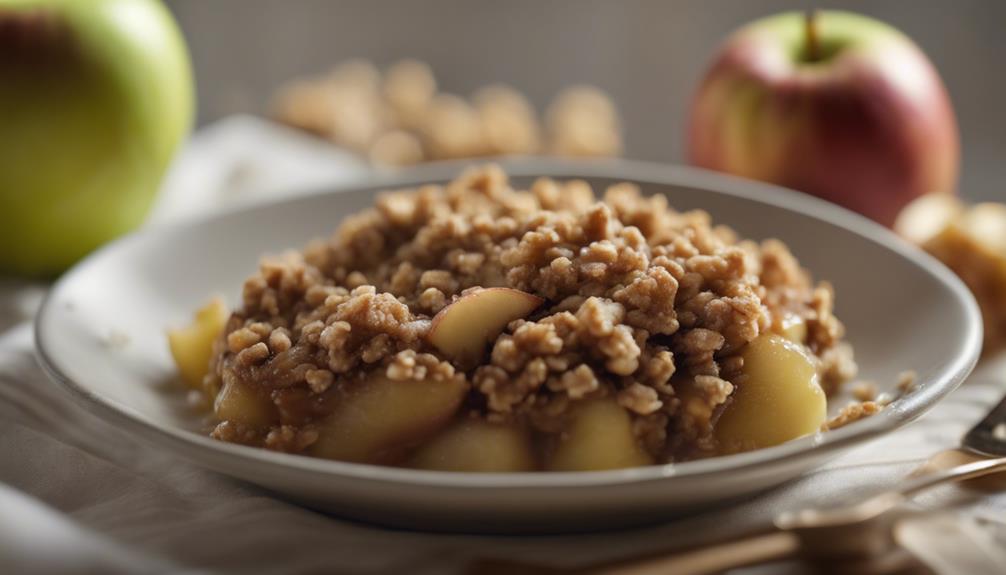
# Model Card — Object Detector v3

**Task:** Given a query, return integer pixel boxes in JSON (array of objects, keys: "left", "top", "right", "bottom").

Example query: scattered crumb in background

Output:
[
  {"left": 897, "top": 370, "right": 918, "bottom": 394},
  {"left": 823, "top": 400, "right": 882, "bottom": 431},
  {"left": 546, "top": 85, "right": 623, "bottom": 157},
  {"left": 875, "top": 392, "right": 895, "bottom": 405},
  {"left": 823, "top": 370, "right": 917, "bottom": 431},
  {"left": 851, "top": 381, "right": 878, "bottom": 402},
  {"left": 272, "top": 59, "right": 623, "bottom": 167},
  {"left": 186, "top": 389, "right": 210, "bottom": 410},
  {"left": 102, "top": 329, "right": 131, "bottom": 350},
  {"left": 994, "top": 423, "right": 1006, "bottom": 441}
]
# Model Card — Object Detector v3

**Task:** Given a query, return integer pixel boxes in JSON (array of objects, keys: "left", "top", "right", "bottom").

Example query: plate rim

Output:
[{"left": 35, "top": 158, "right": 983, "bottom": 490}]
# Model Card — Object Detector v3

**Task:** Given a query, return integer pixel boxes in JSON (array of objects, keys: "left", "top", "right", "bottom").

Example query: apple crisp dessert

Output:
[{"left": 168, "top": 165, "right": 858, "bottom": 471}]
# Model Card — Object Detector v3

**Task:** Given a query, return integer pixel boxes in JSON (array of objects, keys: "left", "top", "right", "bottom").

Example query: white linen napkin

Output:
[{"left": 2, "top": 116, "right": 1005, "bottom": 575}]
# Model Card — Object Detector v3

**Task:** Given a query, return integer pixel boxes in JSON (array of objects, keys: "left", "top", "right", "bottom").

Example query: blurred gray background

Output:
[{"left": 164, "top": 0, "right": 1004, "bottom": 200}]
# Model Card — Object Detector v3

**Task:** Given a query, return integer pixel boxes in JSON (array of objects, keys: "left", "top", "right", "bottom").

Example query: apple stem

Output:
[{"left": 804, "top": 10, "right": 820, "bottom": 62}]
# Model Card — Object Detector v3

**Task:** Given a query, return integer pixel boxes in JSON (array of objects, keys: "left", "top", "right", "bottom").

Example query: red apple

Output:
[{"left": 687, "top": 11, "right": 958, "bottom": 226}]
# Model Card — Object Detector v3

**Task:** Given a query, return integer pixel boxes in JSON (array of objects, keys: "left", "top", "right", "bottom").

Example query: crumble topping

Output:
[
  {"left": 204, "top": 165, "right": 857, "bottom": 462},
  {"left": 824, "top": 401, "right": 882, "bottom": 431}
]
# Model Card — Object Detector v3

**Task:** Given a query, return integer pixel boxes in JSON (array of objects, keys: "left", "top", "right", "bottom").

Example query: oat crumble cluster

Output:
[{"left": 205, "top": 165, "right": 857, "bottom": 463}]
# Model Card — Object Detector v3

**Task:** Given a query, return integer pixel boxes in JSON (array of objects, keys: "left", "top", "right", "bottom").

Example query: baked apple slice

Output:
[
  {"left": 427, "top": 287, "right": 543, "bottom": 366},
  {"left": 715, "top": 334, "right": 826, "bottom": 451},
  {"left": 310, "top": 371, "right": 468, "bottom": 464},
  {"left": 548, "top": 398, "right": 653, "bottom": 471},
  {"left": 411, "top": 419, "right": 535, "bottom": 472},
  {"left": 167, "top": 298, "right": 228, "bottom": 389},
  {"left": 214, "top": 379, "right": 278, "bottom": 429}
]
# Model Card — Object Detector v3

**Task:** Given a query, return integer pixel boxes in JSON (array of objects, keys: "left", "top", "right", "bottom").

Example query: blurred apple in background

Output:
[
  {"left": 0, "top": 0, "right": 193, "bottom": 277},
  {"left": 688, "top": 10, "right": 958, "bottom": 226}
]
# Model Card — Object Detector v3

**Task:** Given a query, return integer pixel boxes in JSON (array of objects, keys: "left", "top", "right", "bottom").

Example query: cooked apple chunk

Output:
[
  {"left": 310, "top": 372, "right": 468, "bottom": 464},
  {"left": 411, "top": 420, "right": 535, "bottom": 472},
  {"left": 167, "top": 298, "right": 228, "bottom": 389},
  {"left": 773, "top": 312, "right": 807, "bottom": 344},
  {"left": 214, "top": 379, "right": 278, "bottom": 429},
  {"left": 549, "top": 398, "right": 653, "bottom": 471},
  {"left": 427, "top": 287, "right": 543, "bottom": 366},
  {"left": 715, "top": 334, "right": 826, "bottom": 451}
]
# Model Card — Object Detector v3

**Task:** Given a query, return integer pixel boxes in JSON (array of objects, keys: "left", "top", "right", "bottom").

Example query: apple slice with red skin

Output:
[{"left": 427, "top": 287, "right": 544, "bottom": 366}]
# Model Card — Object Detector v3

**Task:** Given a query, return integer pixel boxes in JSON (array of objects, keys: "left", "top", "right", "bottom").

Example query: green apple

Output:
[
  {"left": 0, "top": 0, "right": 193, "bottom": 276},
  {"left": 688, "top": 11, "right": 958, "bottom": 227}
]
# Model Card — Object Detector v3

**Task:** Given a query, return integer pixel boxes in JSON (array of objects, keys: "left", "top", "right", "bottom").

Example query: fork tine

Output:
[{"left": 962, "top": 392, "right": 1006, "bottom": 457}]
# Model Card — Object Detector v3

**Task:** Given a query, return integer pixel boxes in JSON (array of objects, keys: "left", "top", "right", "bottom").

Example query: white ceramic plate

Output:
[{"left": 36, "top": 159, "right": 982, "bottom": 533}]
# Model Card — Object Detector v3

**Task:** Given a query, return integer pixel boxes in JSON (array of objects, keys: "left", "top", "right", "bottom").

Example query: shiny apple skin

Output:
[
  {"left": 688, "top": 11, "right": 958, "bottom": 227},
  {"left": 0, "top": 0, "right": 193, "bottom": 276}
]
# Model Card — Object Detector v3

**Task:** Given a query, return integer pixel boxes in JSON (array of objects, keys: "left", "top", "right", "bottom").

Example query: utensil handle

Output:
[
  {"left": 593, "top": 457, "right": 1006, "bottom": 575},
  {"left": 588, "top": 531, "right": 798, "bottom": 575},
  {"left": 774, "top": 455, "right": 1006, "bottom": 532},
  {"left": 896, "top": 455, "right": 1006, "bottom": 497},
  {"left": 908, "top": 449, "right": 984, "bottom": 478}
]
